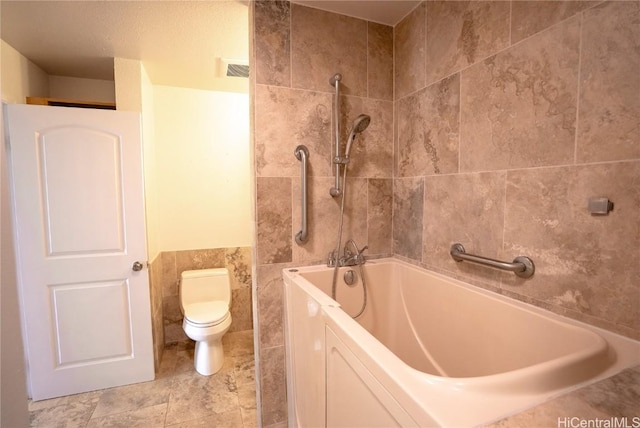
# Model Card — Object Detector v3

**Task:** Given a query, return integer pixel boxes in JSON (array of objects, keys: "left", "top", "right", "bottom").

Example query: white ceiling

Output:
[
  {"left": 293, "top": 1, "right": 419, "bottom": 26},
  {"left": 1, "top": 0, "right": 418, "bottom": 92}
]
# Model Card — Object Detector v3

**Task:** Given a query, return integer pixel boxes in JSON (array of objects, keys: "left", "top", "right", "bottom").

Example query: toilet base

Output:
[{"left": 194, "top": 338, "right": 224, "bottom": 376}]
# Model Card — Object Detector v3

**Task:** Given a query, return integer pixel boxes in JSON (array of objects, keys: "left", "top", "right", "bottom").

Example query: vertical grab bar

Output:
[
  {"left": 329, "top": 73, "right": 342, "bottom": 197},
  {"left": 295, "top": 145, "right": 310, "bottom": 244}
]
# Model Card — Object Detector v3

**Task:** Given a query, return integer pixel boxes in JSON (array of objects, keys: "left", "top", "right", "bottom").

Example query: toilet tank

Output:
[{"left": 180, "top": 268, "right": 231, "bottom": 307}]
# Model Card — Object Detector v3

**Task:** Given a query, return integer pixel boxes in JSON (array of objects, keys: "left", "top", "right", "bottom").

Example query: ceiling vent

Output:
[
  {"left": 226, "top": 63, "right": 249, "bottom": 78},
  {"left": 218, "top": 58, "right": 249, "bottom": 79}
]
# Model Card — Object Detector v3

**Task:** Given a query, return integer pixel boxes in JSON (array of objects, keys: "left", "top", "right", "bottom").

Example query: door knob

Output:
[{"left": 132, "top": 261, "right": 144, "bottom": 272}]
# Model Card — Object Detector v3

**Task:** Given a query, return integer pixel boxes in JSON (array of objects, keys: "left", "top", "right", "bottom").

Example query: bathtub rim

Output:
[
  {"left": 283, "top": 257, "right": 640, "bottom": 390},
  {"left": 283, "top": 257, "right": 640, "bottom": 427}
]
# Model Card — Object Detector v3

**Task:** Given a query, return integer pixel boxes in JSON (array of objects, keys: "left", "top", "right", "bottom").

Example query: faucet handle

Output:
[{"left": 327, "top": 251, "right": 336, "bottom": 267}]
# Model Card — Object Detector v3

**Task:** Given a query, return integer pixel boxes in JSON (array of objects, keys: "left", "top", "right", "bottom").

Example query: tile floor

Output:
[{"left": 28, "top": 330, "right": 257, "bottom": 427}]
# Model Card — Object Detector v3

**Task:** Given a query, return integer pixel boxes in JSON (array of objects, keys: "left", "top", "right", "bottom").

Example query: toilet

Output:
[{"left": 180, "top": 268, "right": 232, "bottom": 375}]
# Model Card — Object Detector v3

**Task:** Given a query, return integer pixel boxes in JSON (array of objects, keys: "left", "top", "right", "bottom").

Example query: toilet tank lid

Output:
[{"left": 180, "top": 268, "right": 229, "bottom": 279}]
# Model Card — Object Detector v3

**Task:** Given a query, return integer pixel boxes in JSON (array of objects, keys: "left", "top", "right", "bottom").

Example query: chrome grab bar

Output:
[
  {"left": 329, "top": 73, "right": 342, "bottom": 197},
  {"left": 294, "top": 145, "right": 310, "bottom": 244},
  {"left": 450, "top": 243, "right": 535, "bottom": 278}
]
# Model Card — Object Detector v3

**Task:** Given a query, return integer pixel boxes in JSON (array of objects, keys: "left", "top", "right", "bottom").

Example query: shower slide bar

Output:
[
  {"left": 295, "top": 145, "right": 310, "bottom": 244},
  {"left": 450, "top": 243, "right": 535, "bottom": 278},
  {"left": 329, "top": 73, "right": 342, "bottom": 197}
]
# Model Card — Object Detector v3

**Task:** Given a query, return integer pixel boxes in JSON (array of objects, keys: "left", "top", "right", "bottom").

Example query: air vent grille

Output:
[{"left": 226, "top": 63, "right": 249, "bottom": 78}]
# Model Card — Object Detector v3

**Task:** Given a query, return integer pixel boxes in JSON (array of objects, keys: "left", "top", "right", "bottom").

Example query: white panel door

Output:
[{"left": 7, "top": 104, "right": 154, "bottom": 401}]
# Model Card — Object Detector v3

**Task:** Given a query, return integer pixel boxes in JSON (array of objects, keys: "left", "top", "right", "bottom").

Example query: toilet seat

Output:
[{"left": 184, "top": 301, "right": 229, "bottom": 326}]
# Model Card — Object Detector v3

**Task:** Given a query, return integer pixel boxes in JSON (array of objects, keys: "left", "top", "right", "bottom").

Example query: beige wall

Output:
[
  {"left": 1, "top": 39, "right": 49, "bottom": 104},
  {"left": 0, "top": 106, "right": 29, "bottom": 428},
  {"left": 152, "top": 86, "right": 251, "bottom": 252},
  {"left": 115, "top": 59, "right": 253, "bottom": 366},
  {"left": 49, "top": 75, "right": 115, "bottom": 103},
  {"left": 251, "top": 1, "right": 639, "bottom": 426},
  {"left": 0, "top": 45, "right": 30, "bottom": 426}
]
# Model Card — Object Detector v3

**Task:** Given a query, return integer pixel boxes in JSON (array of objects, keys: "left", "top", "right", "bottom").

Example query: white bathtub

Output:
[{"left": 283, "top": 258, "right": 640, "bottom": 427}]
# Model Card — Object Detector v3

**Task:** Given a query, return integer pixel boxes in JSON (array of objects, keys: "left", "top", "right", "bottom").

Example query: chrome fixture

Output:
[
  {"left": 343, "top": 269, "right": 357, "bottom": 286},
  {"left": 294, "top": 145, "right": 310, "bottom": 244},
  {"left": 588, "top": 197, "right": 614, "bottom": 215},
  {"left": 327, "top": 73, "right": 371, "bottom": 319},
  {"left": 331, "top": 114, "right": 372, "bottom": 181},
  {"left": 329, "top": 73, "right": 342, "bottom": 197},
  {"left": 450, "top": 243, "right": 535, "bottom": 278},
  {"left": 328, "top": 239, "right": 368, "bottom": 267}
]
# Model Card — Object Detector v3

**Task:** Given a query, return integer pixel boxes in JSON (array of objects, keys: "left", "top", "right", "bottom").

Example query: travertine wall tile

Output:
[
  {"left": 230, "top": 288, "right": 253, "bottom": 333},
  {"left": 367, "top": 179, "right": 393, "bottom": 256},
  {"left": 163, "top": 295, "right": 188, "bottom": 344},
  {"left": 339, "top": 96, "right": 393, "bottom": 179},
  {"left": 423, "top": 171, "right": 506, "bottom": 285},
  {"left": 225, "top": 247, "right": 252, "bottom": 290},
  {"left": 256, "top": 264, "right": 287, "bottom": 349},
  {"left": 252, "top": 5, "right": 396, "bottom": 423},
  {"left": 161, "top": 251, "right": 177, "bottom": 297},
  {"left": 577, "top": 1, "right": 640, "bottom": 163},
  {"left": 251, "top": 1, "right": 640, "bottom": 425},
  {"left": 175, "top": 248, "right": 226, "bottom": 275},
  {"left": 255, "top": 85, "right": 332, "bottom": 177},
  {"left": 292, "top": 177, "right": 368, "bottom": 264},
  {"left": 394, "top": 3, "right": 426, "bottom": 99},
  {"left": 503, "top": 162, "right": 640, "bottom": 332},
  {"left": 291, "top": 176, "right": 340, "bottom": 264},
  {"left": 340, "top": 177, "right": 369, "bottom": 253},
  {"left": 257, "top": 177, "right": 292, "bottom": 265},
  {"left": 291, "top": 4, "right": 367, "bottom": 96},
  {"left": 259, "top": 346, "right": 287, "bottom": 426},
  {"left": 397, "top": 74, "right": 460, "bottom": 176},
  {"left": 393, "top": 1, "right": 638, "bottom": 341},
  {"left": 148, "top": 255, "right": 163, "bottom": 318},
  {"left": 426, "top": 1, "right": 509, "bottom": 85},
  {"left": 511, "top": 1, "right": 594, "bottom": 44},
  {"left": 255, "top": 1, "right": 291, "bottom": 87},
  {"left": 393, "top": 177, "right": 424, "bottom": 261},
  {"left": 460, "top": 17, "right": 580, "bottom": 172},
  {"left": 148, "top": 254, "right": 164, "bottom": 370},
  {"left": 368, "top": 22, "right": 394, "bottom": 101}
]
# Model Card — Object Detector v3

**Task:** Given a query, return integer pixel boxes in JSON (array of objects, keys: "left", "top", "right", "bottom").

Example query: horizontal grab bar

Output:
[
  {"left": 450, "top": 243, "right": 535, "bottom": 278},
  {"left": 295, "top": 145, "right": 310, "bottom": 245}
]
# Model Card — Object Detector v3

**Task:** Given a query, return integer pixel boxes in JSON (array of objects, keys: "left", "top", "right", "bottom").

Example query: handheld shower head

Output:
[{"left": 345, "top": 114, "right": 371, "bottom": 158}]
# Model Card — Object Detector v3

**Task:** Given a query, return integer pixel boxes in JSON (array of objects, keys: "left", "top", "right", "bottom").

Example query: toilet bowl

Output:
[{"left": 180, "top": 268, "right": 232, "bottom": 375}]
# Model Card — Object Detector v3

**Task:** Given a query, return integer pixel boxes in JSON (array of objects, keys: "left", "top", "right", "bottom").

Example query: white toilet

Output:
[{"left": 180, "top": 268, "right": 232, "bottom": 376}]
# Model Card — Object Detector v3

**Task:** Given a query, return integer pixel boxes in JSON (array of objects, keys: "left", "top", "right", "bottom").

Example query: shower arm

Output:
[{"left": 329, "top": 73, "right": 342, "bottom": 197}]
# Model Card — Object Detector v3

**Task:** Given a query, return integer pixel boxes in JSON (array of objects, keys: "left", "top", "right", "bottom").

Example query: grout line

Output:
[
  {"left": 499, "top": 170, "right": 508, "bottom": 290},
  {"left": 508, "top": 0, "right": 513, "bottom": 46},
  {"left": 457, "top": 71, "right": 462, "bottom": 174},
  {"left": 574, "top": 11, "right": 584, "bottom": 165},
  {"left": 288, "top": 1, "right": 293, "bottom": 89}
]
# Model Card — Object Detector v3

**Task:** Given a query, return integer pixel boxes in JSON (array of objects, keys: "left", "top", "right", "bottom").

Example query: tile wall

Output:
[
  {"left": 252, "top": 1, "right": 394, "bottom": 425},
  {"left": 148, "top": 253, "right": 165, "bottom": 370},
  {"left": 252, "top": 1, "right": 639, "bottom": 426},
  {"left": 393, "top": 0, "right": 639, "bottom": 341},
  {"left": 148, "top": 247, "right": 253, "bottom": 369}
]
